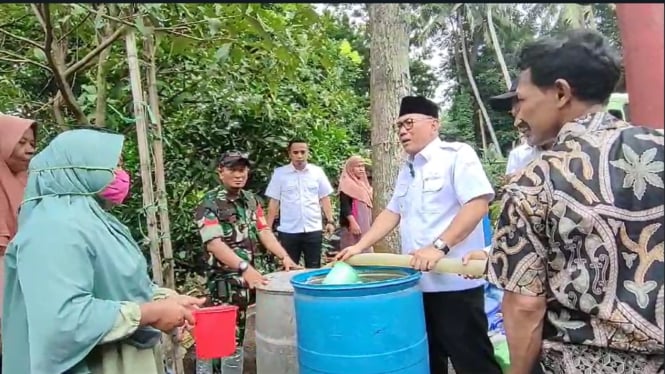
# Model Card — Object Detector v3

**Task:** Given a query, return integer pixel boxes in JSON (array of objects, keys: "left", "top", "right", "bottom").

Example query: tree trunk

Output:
[
  {"left": 124, "top": 30, "right": 163, "bottom": 285},
  {"left": 368, "top": 3, "right": 410, "bottom": 253},
  {"left": 479, "top": 110, "right": 487, "bottom": 153},
  {"left": 144, "top": 33, "right": 175, "bottom": 302},
  {"left": 486, "top": 5, "right": 512, "bottom": 89},
  {"left": 93, "top": 5, "right": 114, "bottom": 127},
  {"left": 458, "top": 12, "right": 503, "bottom": 158},
  {"left": 145, "top": 32, "right": 184, "bottom": 374}
]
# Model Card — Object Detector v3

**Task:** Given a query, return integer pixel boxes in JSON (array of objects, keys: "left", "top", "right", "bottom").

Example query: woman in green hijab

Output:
[{"left": 2, "top": 128, "right": 205, "bottom": 374}]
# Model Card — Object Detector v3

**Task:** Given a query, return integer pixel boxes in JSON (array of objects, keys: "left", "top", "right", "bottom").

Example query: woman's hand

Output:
[
  {"left": 349, "top": 221, "right": 362, "bottom": 236},
  {"left": 169, "top": 294, "right": 206, "bottom": 310},
  {"left": 140, "top": 297, "right": 204, "bottom": 333},
  {"left": 174, "top": 320, "right": 195, "bottom": 342}
]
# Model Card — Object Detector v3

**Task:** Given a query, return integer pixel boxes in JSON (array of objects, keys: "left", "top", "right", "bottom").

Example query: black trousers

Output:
[
  {"left": 423, "top": 286, "right": 502, "bottom": 374},
  {"left": 278, "top": 230, "right": 322, "bottom": 268}
]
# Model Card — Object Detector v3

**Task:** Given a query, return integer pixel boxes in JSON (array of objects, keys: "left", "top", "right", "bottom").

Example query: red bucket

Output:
[{"left": 193, "top": 305, "right": 239, "bottom": 359}]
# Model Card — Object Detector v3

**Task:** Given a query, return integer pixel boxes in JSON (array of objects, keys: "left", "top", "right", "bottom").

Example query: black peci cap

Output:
[{"left": 399, "top": 96, "right": 439, "bottom": 118}]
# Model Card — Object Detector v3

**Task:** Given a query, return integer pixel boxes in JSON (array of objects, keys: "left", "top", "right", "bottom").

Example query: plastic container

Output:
[
  {"left": 291, "top": 266, "right": 429, "bottom": 374},
  {"left": 482, "top": 214, "right": 493, "bottom": 246},
  {"left": 491, "top": 335, "right": 511, "bottom": 373},
  {"left": 221, "top": 347, "right": 244, "bottom": 374},
  {"left": 255, "top": 270, "right": 309, "bottom": 374},
  {"left": 322, "top": 261, "right": 361, "bottom": 285},
  {"left": 193, "top": 305, "right": 239, "bottom": 359}
]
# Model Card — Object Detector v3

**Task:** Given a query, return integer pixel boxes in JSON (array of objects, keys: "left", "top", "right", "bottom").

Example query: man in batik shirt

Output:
[
  {"left": 194, "top": 151, "right": 300, "bottom": 344},
  {"left": 467, "top": 30, "right": 663, "bottom": 374}
]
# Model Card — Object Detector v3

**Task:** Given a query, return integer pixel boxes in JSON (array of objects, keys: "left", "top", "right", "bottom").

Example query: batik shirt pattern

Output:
[{"left": 488, "top": 112, "right": 664, "bottom": 357}]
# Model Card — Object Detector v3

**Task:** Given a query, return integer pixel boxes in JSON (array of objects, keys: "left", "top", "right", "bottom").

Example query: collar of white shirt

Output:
[
  {"left": 288, "top": 162, "right": 311, "bottom": 172},
  {"left": 407, "top": 137, "right": 442, "bottom": 164}
]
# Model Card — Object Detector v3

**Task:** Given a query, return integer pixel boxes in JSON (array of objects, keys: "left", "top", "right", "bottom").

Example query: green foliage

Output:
[
  {"left": 410, "top": 59, "right": 440, "bottom": 98},
  {"left": 435, "top": 3, "right": 620, "bottom": 156},
  {"left": 132, "top": 4, "right": 370, "bottom": 277},
  {"left": 480, "top": 150, "right": 508, "bottom": 193},
  {"left": 441, "top": 87, "right": 476, "bottom": 144},
  {"left": 489, "top": 199, "right": 502, "bottom": 226},
  {"left": 0, "top": 2, "right": 624, "bottom": 284},
  {"left": 0, "top": 3, "right": 371, "bottom": 281}
]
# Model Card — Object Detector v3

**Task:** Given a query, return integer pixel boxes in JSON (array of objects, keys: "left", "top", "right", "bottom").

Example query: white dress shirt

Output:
[
  {"left": 387, "top": 138, "right": 495, "bottom": 292},
  {"left": 479, "top": 145, "right": 542, "bottom": 261},
  {"left": 265, "top": 163, "right": 334, "bottom": 234},
  {"left": 505, "top": 144, "right": 540, "bottom": 175}
]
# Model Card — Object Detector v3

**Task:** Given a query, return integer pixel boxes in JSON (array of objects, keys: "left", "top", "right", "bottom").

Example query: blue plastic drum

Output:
[{"left": 291, "top": 266, "right": 429, "bottom": 374}]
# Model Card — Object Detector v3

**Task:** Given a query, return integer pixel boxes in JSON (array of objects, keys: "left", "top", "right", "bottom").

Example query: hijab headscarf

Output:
[
  {"left": 3, "top": 129, "right": 155, "bottom": 374},
  {"left": 0, "top": 115, "right": 35, "bottom": 248},
  {"left": 338, "top": 156, "right": 372, "bottom": 208}
]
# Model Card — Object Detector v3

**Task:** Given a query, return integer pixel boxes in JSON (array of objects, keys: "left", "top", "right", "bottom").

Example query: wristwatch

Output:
[
  {"left": 237, "top": 260, "right": 249, "bottom": 274},
  {"left": 432, "top": 238, "right": 450, "bottom": 255}
]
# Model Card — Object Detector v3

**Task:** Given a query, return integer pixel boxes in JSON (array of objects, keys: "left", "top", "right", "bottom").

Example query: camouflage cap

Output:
[{"left": 218, "top": 150, "right": 251, "bottom": 167}]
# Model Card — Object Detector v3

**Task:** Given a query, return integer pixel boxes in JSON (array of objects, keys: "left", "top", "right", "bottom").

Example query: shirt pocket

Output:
[
  {"left": 421, "top": 173, "right": 448, "bottom": 213},
  {"left": 305, "top": 180, "right": 319, "bottom": 200},
  {"left": 283, "top": 182, "right": 300, "bottom": 203},
  {"left": 394, "top": 182, "right": 410, "bottom": 213}
]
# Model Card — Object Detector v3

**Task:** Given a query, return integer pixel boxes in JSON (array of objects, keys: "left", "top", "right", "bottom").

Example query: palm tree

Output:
[
  {"left": 486, "top": 4, "right": 511, "bottom": 89},
  {"left": 455, "top": 7, "right": 502, "bottom": 156},
  {"left": 415, "top": 3, "right": 504, "bottom": 157}
]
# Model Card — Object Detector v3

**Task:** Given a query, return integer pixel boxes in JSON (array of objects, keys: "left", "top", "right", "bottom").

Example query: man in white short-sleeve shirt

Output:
[
  {"left": 265, "top": 140, "right": 335, "bottom": 268},
  {"left": 489, "top": 79, "right": 551, "bottom": 178},
  {"left": 506, "top": 140, "right": 540, "bottom": 175},
  {"left": 337, "top": 96, "right": 502, "bottom": 374}
]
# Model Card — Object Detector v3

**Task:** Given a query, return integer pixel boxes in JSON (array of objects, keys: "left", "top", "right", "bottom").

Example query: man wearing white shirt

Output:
[
  {"left": 489, "top": 79, "right": 548, "bottom": 177},
  {"left": 265, "top": 140, "right": 336, "bottom": 269},
  {"left": 505, "top": 137, "right": 540, "bottom": 175},
  {"left": 338, "top": 96, "right": 501, "bottom": 374}
]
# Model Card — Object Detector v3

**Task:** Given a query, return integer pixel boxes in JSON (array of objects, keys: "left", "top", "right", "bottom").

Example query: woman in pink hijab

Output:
[
  {"left": 0, "top": 114, "right": 36, "bottom": 348},
  {"left": 337, "top": 156, "right": 373, "bottom": 251}
]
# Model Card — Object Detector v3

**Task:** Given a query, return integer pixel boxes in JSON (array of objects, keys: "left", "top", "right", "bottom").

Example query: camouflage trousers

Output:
[
  {"left": 207, "top": 256, "right": 278, "bottom": 345},
  {"left": 208, "top": 273, "right": 255, "bottom": 345}
]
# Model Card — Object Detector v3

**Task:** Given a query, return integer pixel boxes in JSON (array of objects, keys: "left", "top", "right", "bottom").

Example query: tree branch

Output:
[
  {"left": 64, "top": 25, "right": 127, "bottom": 78},
  {"left": 94, "top": 6, "right": 116, "bottom": 128},
  {"left": 30, "top": 3, "right": 47, "bottom": 32},
  {"left": 0, "top": 28, "right": 43, "bottom": 49},
  {"left": 0, "top": 49, "right": 51, "bottom": 71},
  {"left": 81, "top": 4, "right": 209, "bottom": 42},
  {"left": 57, "top": 13, "right": 92, "bottom": 43},
  {"left": 35, "top": 3, "right": 89, "bottom": 125},
  {"left": 0, "top": 13, "right": 31, "bottom": 31},
  {"left": 52, "top": 91, "right": 68, "bottom": 131}
]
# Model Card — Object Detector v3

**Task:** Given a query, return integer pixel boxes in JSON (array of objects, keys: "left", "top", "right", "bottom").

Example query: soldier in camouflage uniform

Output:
[{"left": 194, "top": 150, "right": 300, "bottom": 345}]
